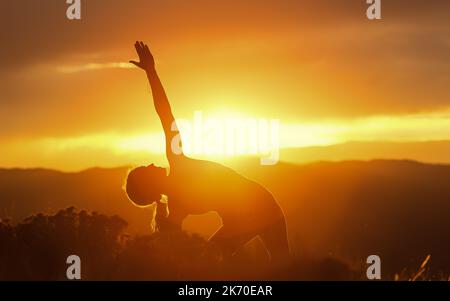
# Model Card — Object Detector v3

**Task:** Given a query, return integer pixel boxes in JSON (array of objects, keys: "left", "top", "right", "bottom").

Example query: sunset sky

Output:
[{"left": 1, "top": 0, "right": 450, "bottom": 170}]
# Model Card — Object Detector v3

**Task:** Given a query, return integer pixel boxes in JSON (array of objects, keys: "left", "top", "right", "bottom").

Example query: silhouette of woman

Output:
[{"left": 126, "top": 41, "right": 289, "bottom": 262}]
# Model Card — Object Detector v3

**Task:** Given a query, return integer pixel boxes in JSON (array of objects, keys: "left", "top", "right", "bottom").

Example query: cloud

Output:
[
  {"left": 0, "top": 0, "right": 449, "bottom": 141},
  {"left": 56, "top": 62, "right": 136, "bottom": 74},
  {"left": 1, "top": 0, "right": 449, "bottom": 70}
]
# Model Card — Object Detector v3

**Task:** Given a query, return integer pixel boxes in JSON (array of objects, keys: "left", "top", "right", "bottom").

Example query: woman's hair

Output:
[{"left": 125, "top": 165, "right": 166, "bottom": 206}]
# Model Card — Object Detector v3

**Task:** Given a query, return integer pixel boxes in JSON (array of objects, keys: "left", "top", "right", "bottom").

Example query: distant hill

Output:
[
  {"left": 232, "top": 159, "right": 450, "bottom": 276},
  {"left": 0, "top": 167, "right": 153, "bottom": 234},
  {"left": 280, "top": 140, "right": 450, "bottom": 165},
  {"left": 1, "top": 159, "right": 450, "bottom": 276}
]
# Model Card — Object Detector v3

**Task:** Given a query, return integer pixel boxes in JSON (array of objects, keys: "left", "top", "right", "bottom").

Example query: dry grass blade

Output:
[
  {"left": 410, "top": 255, "right": 431, "bottom": 281},
  {"left": 420, "top": 255, "right": 431, "bottom": 270}
]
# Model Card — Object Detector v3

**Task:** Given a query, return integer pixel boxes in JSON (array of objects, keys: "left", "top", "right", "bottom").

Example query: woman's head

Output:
[{"left": 125, "top": 164, "right": 167, "bottom": 206}]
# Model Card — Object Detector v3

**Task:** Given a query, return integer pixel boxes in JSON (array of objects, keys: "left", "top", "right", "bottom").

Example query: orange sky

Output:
[{"left": 1, "top": 0, "right": 450, "bottom": 170}]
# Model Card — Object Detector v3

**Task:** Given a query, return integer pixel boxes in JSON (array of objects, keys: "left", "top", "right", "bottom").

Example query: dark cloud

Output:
[
  {"left": 1, "top": 0, "right": 448, "bottom": 70},
  {"left": 0, "top": 0, "right": 449, "bottom": 138}
]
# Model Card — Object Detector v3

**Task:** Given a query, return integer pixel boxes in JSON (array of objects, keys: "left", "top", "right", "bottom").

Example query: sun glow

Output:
[{"left": 2, "top": 109, "right": 450, "bottom": 171}]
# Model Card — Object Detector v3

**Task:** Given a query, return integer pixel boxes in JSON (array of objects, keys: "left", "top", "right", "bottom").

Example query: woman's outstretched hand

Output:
[{"left": 130, "top": 41, "right": 155, "bottom": 72}]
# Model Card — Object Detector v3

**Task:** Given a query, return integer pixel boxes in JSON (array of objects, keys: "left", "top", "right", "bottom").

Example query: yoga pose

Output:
[{"left": 126, "top": 41, "right": 289, "bottom": 262}]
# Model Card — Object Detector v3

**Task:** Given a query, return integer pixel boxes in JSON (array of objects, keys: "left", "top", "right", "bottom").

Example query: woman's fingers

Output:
[
  {"left": 131, "top": 41, "right": 154, "bottom": 70},
  {"left": 135, "top": 41, "right": 144, "bottom": 58},
  {"left": 144, "top": 44, "right": 151, "bottom": 56}
]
